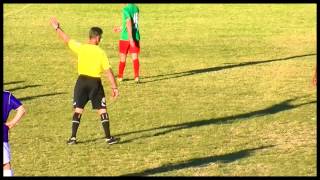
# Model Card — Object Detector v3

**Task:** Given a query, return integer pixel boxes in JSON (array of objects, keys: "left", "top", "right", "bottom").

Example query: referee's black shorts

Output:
[{"left": 73, "top": 74, "right": 106, "bottom": 109}]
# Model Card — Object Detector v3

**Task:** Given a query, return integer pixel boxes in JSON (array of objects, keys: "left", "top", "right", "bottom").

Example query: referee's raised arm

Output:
[{"left": 50, "top": 17, "right": 70, "bottom": 44}]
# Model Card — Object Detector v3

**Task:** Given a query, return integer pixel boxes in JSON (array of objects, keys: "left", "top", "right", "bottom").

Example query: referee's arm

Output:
[
  {"left": 50, "top": 17, "right": 70, "bottom": 44},
  {"left": 104, "top": 68, "right": 119, "bottom": 98}
]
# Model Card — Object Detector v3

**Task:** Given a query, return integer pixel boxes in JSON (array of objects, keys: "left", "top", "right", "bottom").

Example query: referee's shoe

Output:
[
  {"left": 106, "top": 136, "right": 120, "bottom": 145},
  {"left": 67, "top": 137, "right": 77, "bottom": 145}
]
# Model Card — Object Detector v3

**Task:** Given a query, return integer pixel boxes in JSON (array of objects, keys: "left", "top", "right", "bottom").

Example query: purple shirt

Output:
[{"left": 3, "top": 91, "right": 22, "bottom": 142}]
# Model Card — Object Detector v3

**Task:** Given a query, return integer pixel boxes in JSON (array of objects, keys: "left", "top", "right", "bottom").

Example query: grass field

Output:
[{"left": 3, "top": 4, "right": 317, "bottom": 176}]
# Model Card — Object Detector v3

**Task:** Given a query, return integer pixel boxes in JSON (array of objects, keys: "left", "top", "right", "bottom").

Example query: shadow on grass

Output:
[
  {"left": 122, "top": 145, "right": 275, "bottom": 176},
  {"left": 6, "top": 84, "right": 43, "bottom": 92},
  {"left": 20, "top": 92, "right": 67, "bottom": 102},
  {"left": 139, "top": 53, "right": 316, "bottom": 84},
  {"left": 3, "top": 81, "right": 67, "bottom": 102},
  {"left": 4, "top": 80, "right": 25, "bottom": 85},
  {"left": 116, "top": 95, "right": 316, "bottom": 143}
]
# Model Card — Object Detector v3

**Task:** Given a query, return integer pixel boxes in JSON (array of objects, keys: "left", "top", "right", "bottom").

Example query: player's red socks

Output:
[
  {"left": 118, "top": 61, "right": 126, "bottom": 79},
  {"left": 118, "top": 59, "right": 139, "bottom": 79},
  {"left": 133, "top": 59, "right": 140, "bottom": 78}
]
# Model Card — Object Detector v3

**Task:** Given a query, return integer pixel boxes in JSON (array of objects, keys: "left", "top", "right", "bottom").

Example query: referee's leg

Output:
[
  {"left": 98, "top": 108, "right": 120, "bottom": 144},
  {"left": 93, "top": 81, "right": 120, "bottom": 144},
  {"left": 71, "top": 108, "right": 83, "bottom": 138},
  {"left": 98, "top": 108, "right": 111, "bottom": 138},
  {"left": 68, "top": 77, "right": 87, "bottom": 144}
]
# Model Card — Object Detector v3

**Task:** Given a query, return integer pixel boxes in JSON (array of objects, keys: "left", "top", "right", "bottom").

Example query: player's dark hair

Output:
[{"left": 89, "top": 27, "right": 103, "bottom": 39}]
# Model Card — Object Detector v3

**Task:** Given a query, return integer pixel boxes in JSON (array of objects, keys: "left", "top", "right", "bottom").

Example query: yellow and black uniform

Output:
[{"left": 68, "top": 39, "right": 111, "bottom": 109}]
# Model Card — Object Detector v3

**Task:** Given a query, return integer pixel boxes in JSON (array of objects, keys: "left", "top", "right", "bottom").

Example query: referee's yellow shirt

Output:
[{"left": 68, "top": 39, "right": 111, "bottom": 78}]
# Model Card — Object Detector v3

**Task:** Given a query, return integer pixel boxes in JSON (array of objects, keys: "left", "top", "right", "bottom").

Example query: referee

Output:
[{"left": 50, "top": 17, "right": 120, "bottom": 145}]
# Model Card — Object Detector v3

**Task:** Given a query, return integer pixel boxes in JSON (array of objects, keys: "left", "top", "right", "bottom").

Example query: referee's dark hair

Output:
[{"left": 89, "top": 27, "right": 103, "bottom": 39}]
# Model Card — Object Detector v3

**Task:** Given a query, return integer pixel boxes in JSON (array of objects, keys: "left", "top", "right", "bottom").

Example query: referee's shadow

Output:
[
  {"left": 121, "top": 145, "right": 275, "bottom": 176},
  {"left": 76, "top": 95, "right": 316, "bottom": 145},
  {"left": 115, "top": 95, "right": 316, "bottom": 145}
]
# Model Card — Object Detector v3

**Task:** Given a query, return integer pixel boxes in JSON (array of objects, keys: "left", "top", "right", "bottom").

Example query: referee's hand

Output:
[
  {"left": 50, "top": 17, "right": 60, "bottom": 30},
  {"left": 112, "top": 88, "right": 119, "bottom": 98}
]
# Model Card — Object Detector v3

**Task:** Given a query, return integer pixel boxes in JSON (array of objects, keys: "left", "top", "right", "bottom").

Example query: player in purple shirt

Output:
[{"left": 3, "top": 91, "right": 26, "bottom": 176}]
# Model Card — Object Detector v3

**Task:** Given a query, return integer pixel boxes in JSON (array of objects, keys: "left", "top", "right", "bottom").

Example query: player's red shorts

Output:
[{"left": 119, "top": 40, "right": 140, "bottom": 54}]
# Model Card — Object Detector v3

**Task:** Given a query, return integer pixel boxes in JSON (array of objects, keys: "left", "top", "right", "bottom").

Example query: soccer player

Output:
[
  {"left": 3, "top": 91, "right": 26, "bottom": 176},
  {"left": 114, "top": 3, "right": 141, "bottom": 83},
  {"left": 50, "top": 17, "right": 120, "bottom": 145}
]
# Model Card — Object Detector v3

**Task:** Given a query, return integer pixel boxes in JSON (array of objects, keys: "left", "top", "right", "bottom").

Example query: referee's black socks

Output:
[
  {"left": 101, "top": 113, "right": 111, "bottom": 139},
  {"left": 71, "top": 112, "right": 82, "bottom": 138}
]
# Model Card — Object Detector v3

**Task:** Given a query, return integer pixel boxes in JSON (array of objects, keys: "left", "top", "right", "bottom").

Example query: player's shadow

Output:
[
  {"left": 140, "top": 53, "right": 316, "bottom": 84},
  {"left": 6, "top": 85, "right": 43, "bottom": 92},
  {"left": 116, "top": 95, "right": 316, "bottom": 144},
  {"left": 20, "top": 92, "right": 67, "bottom": 102},
  {"left": 122, "top": 145, "right": 275, "bottom": 176},
  {"left": 4, "top": 81, "right": 67, "bottom": 101},
  {"left": 4, "top": 80, "right": 25, "bottom": 85}
]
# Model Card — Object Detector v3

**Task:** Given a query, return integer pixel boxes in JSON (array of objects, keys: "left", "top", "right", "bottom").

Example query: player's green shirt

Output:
[
  {"left": 120, "top": 4, "right": 140, "bottom": 41},
  {"left": 68, "top": 39, "right": 111, "bottom": 78}
]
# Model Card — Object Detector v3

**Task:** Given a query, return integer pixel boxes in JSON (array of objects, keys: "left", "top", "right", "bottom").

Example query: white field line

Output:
[{"left": 4, "top": 4, "right": 32, "bottom": 18}]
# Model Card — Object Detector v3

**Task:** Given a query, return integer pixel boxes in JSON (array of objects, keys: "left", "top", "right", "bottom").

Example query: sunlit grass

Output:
[{"left": 3, "top": 3, "right": 316, "bottom": 176}]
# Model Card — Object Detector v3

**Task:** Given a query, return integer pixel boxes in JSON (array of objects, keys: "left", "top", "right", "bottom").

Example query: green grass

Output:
[{"left": 3, "top": 4, "right": 317, "bottom": 176}]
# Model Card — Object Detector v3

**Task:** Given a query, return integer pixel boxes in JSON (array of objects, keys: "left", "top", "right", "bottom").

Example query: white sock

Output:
[{"left": 3, "top": 169, "right": 13, "bottom": 176}]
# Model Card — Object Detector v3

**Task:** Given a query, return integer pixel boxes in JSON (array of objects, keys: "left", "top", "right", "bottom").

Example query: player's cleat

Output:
[
  {"left": 117, "top": 78, "right": 123, "bottom": 83},
  {"left": 106, "top": 136, "right": 120, "bottom": 145},
  {"left": 134, "top": 77, "right": 140, "bottom": 83},
  {"left": 67, "top": 137, "right": 77, "bottom": 145}
]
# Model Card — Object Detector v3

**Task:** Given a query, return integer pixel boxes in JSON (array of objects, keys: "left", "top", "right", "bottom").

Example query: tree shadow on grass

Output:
[
  {"left": 139, "top": 53, "right": 316, "bottom": 84},
  {"left": 116, "top": 95, "right": 316, "bottom": 144},
  {"left": 122, "top": 145, "right": 275, "bottom": 176},
  {"left": 20, "top": 92, "right": 67, "bottom": 102}
]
